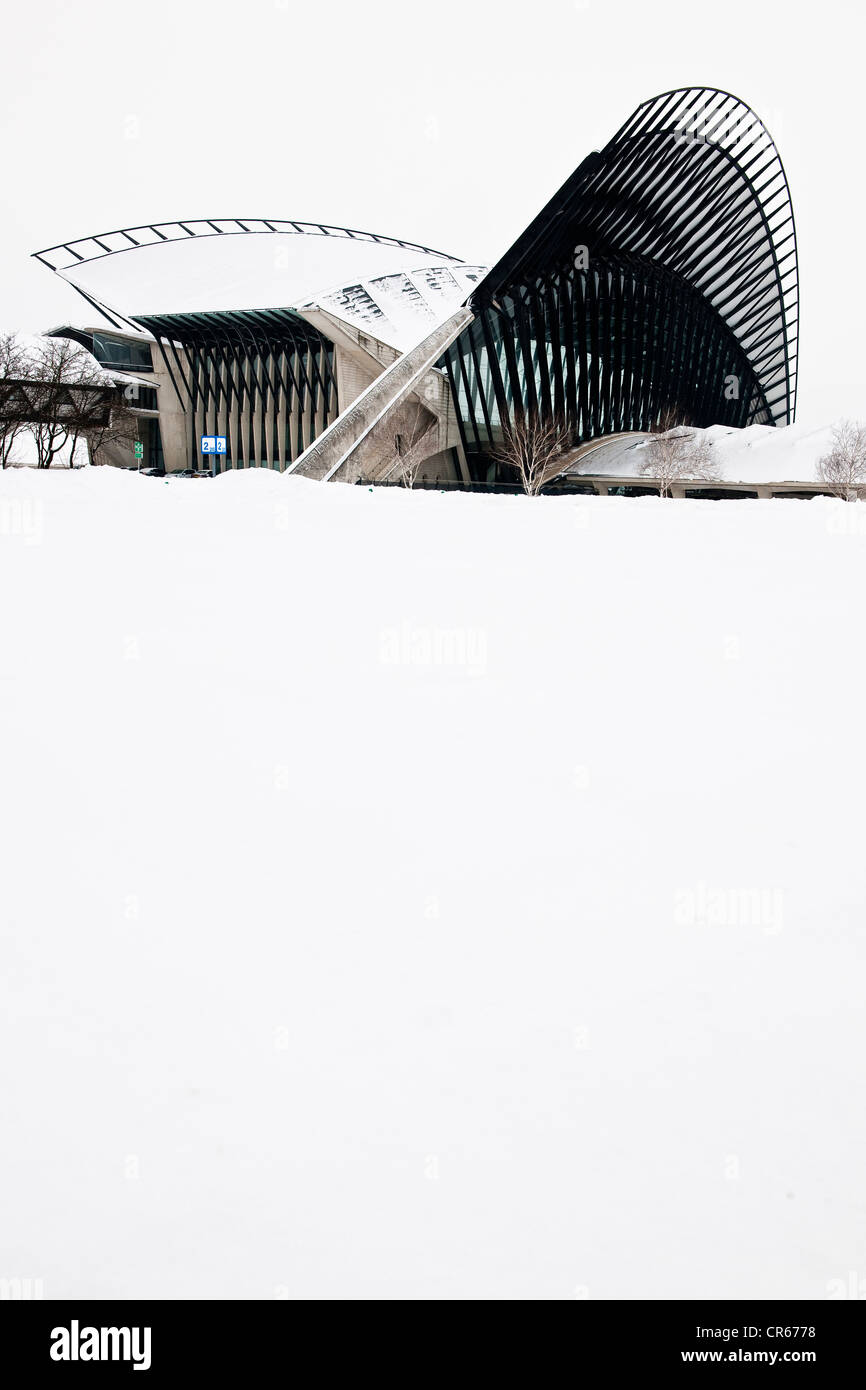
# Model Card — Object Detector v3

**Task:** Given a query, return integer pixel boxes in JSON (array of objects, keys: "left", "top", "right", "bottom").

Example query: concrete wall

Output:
[{"left": 149, "top": 350, "right": 189, "bottom": 470}]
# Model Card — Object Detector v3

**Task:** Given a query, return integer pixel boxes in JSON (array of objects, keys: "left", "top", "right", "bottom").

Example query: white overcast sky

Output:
[{"left": 1, "top": 0, "right": 862, "bottom": 425}]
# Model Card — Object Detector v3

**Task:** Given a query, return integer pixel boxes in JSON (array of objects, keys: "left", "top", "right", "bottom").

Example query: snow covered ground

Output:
[{"left": 1, "top": 467, "right": 865, "bottom": 1301}]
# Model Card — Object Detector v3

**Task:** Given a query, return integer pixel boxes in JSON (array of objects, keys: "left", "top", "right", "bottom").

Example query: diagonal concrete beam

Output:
[{"left": 286, "top": 307, "right": 473, "bottom": 483}]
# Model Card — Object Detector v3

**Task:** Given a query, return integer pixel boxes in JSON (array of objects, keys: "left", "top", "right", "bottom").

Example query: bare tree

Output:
[
  {"left": 28, "top": 338, "right": 109, "bottom": 468},
  {"left": 0, "top": 332, "right": 28, "bottom": 466},
  {"left": 1, "top": 334, "right": 139, "bottom": 469},
  {"left": 638, "top": 410, "right": 721, "bottom": 497},
  {"left": 84, "top": 387, "right": 139, "bottom": 466},
  {"left": 392, "top": 399, "right": 438, "bottom": 489},
  {"left": 817, "top": 420, "right": 866, "bottom": 501},
  {"left": 492, "top": 413, "right": 572, "bottom": 496}
]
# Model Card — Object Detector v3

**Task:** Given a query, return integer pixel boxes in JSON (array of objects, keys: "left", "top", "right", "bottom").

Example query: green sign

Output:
[{"left": 134, "top": 442, "right": 144, "bottom": 459}]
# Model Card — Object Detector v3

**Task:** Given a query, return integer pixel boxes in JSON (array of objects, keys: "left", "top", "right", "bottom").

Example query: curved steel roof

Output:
[
  {"left": 31, "top": 218, "right": 468, "bottom": 329},
  {"left": 475, "top": 88, "right": 798, "bottom": 425},
  {"left": 33, "top": 218, "right": 461, "bottom": 271}
]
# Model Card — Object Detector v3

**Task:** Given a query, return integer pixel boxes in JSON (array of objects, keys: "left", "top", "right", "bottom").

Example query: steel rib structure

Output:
[
  {"left": 32, "top": 218, "right": 461, "bottom": 272},
  {"left": 441, "top": 87, "right": 798, "bottom": 480},
  {"left": 136, "top": 308, "right": 338, "bottom": 469}
]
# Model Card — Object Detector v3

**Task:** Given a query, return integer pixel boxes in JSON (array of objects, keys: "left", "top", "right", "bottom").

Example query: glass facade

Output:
[
  {"left": 121, "top": 384, "right": 158, "bottom": 412},
  {"left": 93, "top": 333, "right": 153, "bottom": 372},
  {"left": 442, "top": 259, "right": 769, "bottom": 482},
  {"left": 145, "top": 417, "right": 164, "bottom": 471}
]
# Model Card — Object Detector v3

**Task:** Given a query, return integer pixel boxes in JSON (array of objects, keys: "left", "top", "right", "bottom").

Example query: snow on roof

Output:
[
  {"left": 46, "top": 320, "right": 156, "bottom": 343},
  {"left": 106, "top": 368, "right": 158, "bottom": 390},
  {"left": 571, "top": 423, "right": 840, "bottom": 486},
  {"left": 309, "top": 263, "right": 488, "bottom": 350}
]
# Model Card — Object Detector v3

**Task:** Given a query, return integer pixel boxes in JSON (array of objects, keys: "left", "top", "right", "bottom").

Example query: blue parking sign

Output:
[
  {"left": 215, "top": 436, "right": 227, "bottom": 454},
  {"left": 201, "top": 435, "right": 216, "bottom": 454}
]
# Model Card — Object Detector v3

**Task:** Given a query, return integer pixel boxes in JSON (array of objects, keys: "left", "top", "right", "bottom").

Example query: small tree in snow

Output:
[
  {"left": 493, "top": 413, "right": 572, "bottom": 496},
  {"left": 393, "top": 399, "right": 438, "bottom": 489},
  {"left": 84, "top": 388, "right": 139, "bottom": 466},
  {"left": 817, "top": 420, "right": 866, "bottom": 501},
  {"left": 638, "top": 410, "right": 720, "bottom": 497}
]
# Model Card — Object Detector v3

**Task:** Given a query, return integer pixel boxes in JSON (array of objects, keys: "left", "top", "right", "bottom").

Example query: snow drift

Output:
[{"left": 1, "top": 467, "right": 864, "bottom": 1299}]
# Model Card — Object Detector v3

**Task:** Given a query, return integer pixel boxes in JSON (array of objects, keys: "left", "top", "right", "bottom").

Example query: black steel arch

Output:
[
  {"left": 32, "top": 218, "right": 462, "bottom": 272},
  {"left": 442, "top": 87, "right": 798, "bottom": 479}
]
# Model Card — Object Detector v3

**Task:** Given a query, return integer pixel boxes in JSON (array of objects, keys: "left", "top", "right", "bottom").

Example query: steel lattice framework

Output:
[
  {"left": 441, "top": 88, "right": 798, "bottom": 480},
  {"left": 32, "top": 218, "right": 461, "bottom": 272}
]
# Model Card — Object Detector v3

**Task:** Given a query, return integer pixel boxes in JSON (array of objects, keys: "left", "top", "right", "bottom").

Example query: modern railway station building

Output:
[{"left": 34, "top": 87, "right": 798, "bottom": 490}]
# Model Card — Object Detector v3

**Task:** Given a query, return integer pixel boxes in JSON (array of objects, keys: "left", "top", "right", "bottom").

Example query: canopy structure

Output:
[{"left": 32, "top": 218, "right": 466, "bottom": 327}]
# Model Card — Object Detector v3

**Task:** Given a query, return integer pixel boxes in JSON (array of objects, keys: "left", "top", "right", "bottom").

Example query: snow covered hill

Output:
[{"left": 1, "top": 467, "right": 864, "bottom": 1300}]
